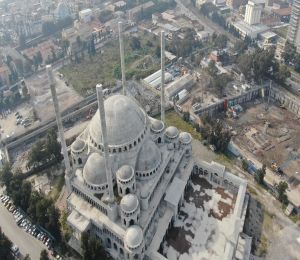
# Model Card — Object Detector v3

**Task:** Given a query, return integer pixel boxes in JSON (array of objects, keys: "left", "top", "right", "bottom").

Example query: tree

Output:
[
  {"left": 233, "top": 39, "right": 248, "bottom": 54},
  {"left": 22, "top": 85, "right": 30, "bottom": 99},
  {"left": 27, "top": 140, "right": 47, "bottom": 169},
  {"left": 282, "top": 41, "right": 296, "bottom": 65},
  {"left": 255, "top": 164, "right": 266, "bottom": 185},
  {"left": 24, "top": 254, "right": 31, "bottom": 260},
  {"left": 276, "top": 181, "right": 289, "bottom": 205},
  {"left": 81, "top": 232, "right": 107, "bottom": 260},
  {"left": 213, "top": 34, "right": 228, "bottom": 49},
  {"left": 183, "top": 111, "right": 190, "bottom": 122},
  {"left": 130, "top": 36, "right": 141, "bottom": 50},
  {"left": 19, "top": 33, "right": 26, "bottom": 48},
  {"left": 273, "top": 64, "right": 290, "bottom": 84},
  {"left": 0, "top": 228, "right": 14, "bottom": 260},
  {"left": 0, "top": 163, "right": 13, "bottom": 187},
  {"left": 155, "top": 45, "right": 161, "bottom": 58},
  {"left": 76, "top": 36, "right": 82, "bottom": 49},
  {"left": 242, "top": 159, "right": 248, "bottom": 171},
  {"left": 45, "top": 129, "right": 62, "bottom": 162},
  {"left": 207, "top": 60, "right": 218, "bottom": 76},
  {"left": 40, "top": 249, "right": 49, "bottom": 260},
  {"left": 42, "top": 21, "right": 57, "bottom": 36}
]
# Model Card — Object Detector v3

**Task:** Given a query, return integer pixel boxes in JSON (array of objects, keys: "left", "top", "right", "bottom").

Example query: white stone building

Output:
[{"left": 65, "top": 89, "right": 250, "bottom": 260}]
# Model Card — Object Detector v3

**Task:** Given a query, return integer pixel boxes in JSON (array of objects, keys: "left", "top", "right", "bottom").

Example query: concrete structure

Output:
[
  {"left": 161, "top": 31, "right": 165, "bottom": 123},
  {"left": 233, "top": 20, "right": 269, "bottom": 39},
  {"left": 118, "top": 22, "right": 126, "bottom": 95},
  {"left": 165, "top": 74, "right": 195, "bottom": 101},
  {"left": 79, "top": 9, "right": 92, "bottom": 23},
  {"left": 287, "top": 0, "right": 300, "bottom": 51},
  {"left": 245, "top": 0, "right": 263, "bottom": 25},
  {"left": 47, "top": 65, "right": 72, "bottom": 194},
  {"left": 226, "top": 0, "right": 243, "bottom": 9}
]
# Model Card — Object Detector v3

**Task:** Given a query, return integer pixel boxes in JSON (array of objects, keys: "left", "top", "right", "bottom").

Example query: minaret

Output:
[
  {"left": 118, "top": 21, "right": 126, "bottom": 95},
  {"left": 96, "top": 84, "right": 115, "bottom": 203},
  {"left": 161, "top": 30, "right": 165, "bottom": 123},
  {"left": 47, "top": 65, "right": 72, "bottom": 194}
]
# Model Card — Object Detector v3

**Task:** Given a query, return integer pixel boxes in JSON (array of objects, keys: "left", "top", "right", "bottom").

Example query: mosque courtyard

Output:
[{"left": 160, "top": 175, "right": 237, "bottom": 260}]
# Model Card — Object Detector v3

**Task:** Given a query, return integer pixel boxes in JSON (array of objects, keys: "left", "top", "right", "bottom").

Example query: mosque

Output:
[{"left": 48, "top": 24, "right": 250, "bottom": 260}]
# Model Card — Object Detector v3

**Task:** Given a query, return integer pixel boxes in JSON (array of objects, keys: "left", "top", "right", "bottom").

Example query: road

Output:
[
  {"left": 174, "top": 0, "right": 236, "bottom": 42},
  {"left": 0, "top": 199, "right": 48, "bottom": 260}
]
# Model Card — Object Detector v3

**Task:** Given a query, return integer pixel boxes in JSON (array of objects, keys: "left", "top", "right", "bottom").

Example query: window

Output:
[
  {"left": 113, "top": 149, "right": 116, "bottom": 153},
  {"left": 158, "top": 137, "right": 161, "bottom": 143},
  {"left": 125, "top": 187, "right": 130, "bottom": 194},
  {"left": 129, "top": 219, "right": 134, "bottom": 226},
  {"left": 78, "top": 158, "right": 82, "bottom": 164}
]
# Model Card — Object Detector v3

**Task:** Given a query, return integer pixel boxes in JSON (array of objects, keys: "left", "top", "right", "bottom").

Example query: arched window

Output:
[
  {"left": 129, "top": 219, "right": 135, "bottom": 226},
  {"left": 107, "top": 238, "right": 111, "bottom": 248},
  {"left": 119, "top": 147, "right": 122, "bottom": 153},
  {"left": 125, "top": 187, "right": 130, "bottom": 194},
  {"left": 78, "top": 158, "right": 82, "bottom": 164},
  {"left": 120, "top": 248, "right": 124, "bottom": 255},
  {"left": 129, "top": 144, "right": 132, "bottom": 149},
  {"left": 113, "top": 149, "right": 116, "bottom": 153},
  {"left": 113, "top": 243, "right": 117, "bottom": 250},
  {"left": 134, "top": 141, "right": 137, "bottom": 146},
  {"left": 124, "top": 219, "right": 126, "bottom": 225}
]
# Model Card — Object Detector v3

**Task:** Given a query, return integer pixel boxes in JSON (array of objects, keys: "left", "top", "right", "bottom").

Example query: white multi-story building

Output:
[
  {"left": 287, "top": 0, "right": 300, "bottom": 50},
  {"left": 244, "top": 0, "right": 263, "bottom": 25}
]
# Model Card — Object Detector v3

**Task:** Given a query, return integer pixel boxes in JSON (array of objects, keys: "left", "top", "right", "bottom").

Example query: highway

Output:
[{"left": 0, "top": 199, "right": 48, "bottom": 260}]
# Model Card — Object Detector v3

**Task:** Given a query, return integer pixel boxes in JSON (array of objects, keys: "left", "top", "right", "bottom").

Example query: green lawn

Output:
[
  {"left": 164, "top": 110, "right": 202, "bottom": 140},
  {"left": 60, "top": 32, "right": 160, "bottom": 96}
]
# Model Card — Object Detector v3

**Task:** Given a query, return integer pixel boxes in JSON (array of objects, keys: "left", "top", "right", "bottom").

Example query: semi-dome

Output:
[
  {"left": 165, "top": 126, "right": 179, "bottom": 139},
  {"left": 124, "top": 225, "right": 143, "bottom": 249},
  {"left": 150, "top": 118, "right": 164, "bottom": 133},
  {"left": 120, "top": 194, "right": 139, "bottom": 212},
  {"left": 179, "top": 132, "right": 192, "bottom": 144},
  {"left": 71, "top": 139, "right": 85, "bottom": 152},
  {"left": 83, "top": 153, "right": 107, "bottom": 185},
  {"left": 136, "top": 140, "right": 160, "bottom": 172},
  {"left": 89, "top": 95, "right": 147, "bottom": 146},
  {"left": 117, "top": 165, "right": 134, "bottom": 181}
]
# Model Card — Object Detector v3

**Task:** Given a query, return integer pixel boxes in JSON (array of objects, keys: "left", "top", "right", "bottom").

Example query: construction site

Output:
[{"left": 226, "top": 101, "right": 300, "bottom": 200}]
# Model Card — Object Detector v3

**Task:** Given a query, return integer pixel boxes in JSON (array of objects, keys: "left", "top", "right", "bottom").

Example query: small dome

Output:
[
  {"left": 120, "top": 194, "right": 139, "bottom": 212},
  {"left": 165, "top": 126, "right": 179, "bottom": 139},
  {"left": 83, "top": 153, "right": 107, "bottom": 185},
  {"left": 150, "top": 118, "right": 164, "bottom": 133},
  {"left": 117, "top": 165, "right": 134, "bottom": 181},
  {"left": 136, "top": 140, "right": 160, "bottom": 172},
  {"left": 71, "top": 139, "right": 85, "bottom": 151},
  {"left": 124, "top": 225, "right": 143, "bottom": 249},
  {"left": 179, "top": 132, "right": 192, "bottom": 144}
]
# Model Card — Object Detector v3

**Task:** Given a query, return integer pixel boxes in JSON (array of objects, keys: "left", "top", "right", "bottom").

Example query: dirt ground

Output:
[
  {"left": 25, "top": 68, "right": 83, "bottom": 122},
  {"left": 0, "top": 103, "right": 37, "bottom": 141},
  {"left": 227, "top": 102, "right": 300, "bottom": 179}
]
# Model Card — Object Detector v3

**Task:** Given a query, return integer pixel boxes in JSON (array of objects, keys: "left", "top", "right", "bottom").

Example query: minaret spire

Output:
[
  {"left": 47, "top": 65, "right": 72, "bottom": 194},
  {"left": 96, "top": 84, "right": 115, "bottom": 203},
  {"left": 118, "top": 21, "right": 126, "bottom": 95},
  {"left": 161, "top": 30, "right": 165, "bottom": 123}
]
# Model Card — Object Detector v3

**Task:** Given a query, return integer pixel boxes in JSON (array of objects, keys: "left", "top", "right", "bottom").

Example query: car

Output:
[
  {"left": 15, "top": 112, "right": 19, "bottom": 116},
  {"left": 24, "top": 121, "right": 32, "bottom": 128}
]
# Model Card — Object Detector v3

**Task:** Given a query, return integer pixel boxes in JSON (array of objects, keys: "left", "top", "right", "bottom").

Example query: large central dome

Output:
[{"left": 89, "top": 95, "right": 147, "bottom": 146}]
